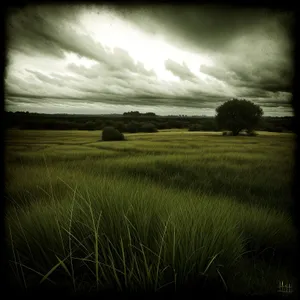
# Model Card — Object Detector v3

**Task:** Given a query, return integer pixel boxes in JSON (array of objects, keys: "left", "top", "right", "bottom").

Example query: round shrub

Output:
[{"left": 102, "top": 126, "right": 124, "bottom": 141}]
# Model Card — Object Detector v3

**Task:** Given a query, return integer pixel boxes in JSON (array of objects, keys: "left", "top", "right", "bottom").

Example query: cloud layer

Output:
[{"left": 5, "top": 4, "right": 294, "bottom": 116}]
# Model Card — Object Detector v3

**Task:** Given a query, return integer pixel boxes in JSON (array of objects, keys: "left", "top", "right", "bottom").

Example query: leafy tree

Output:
[
  {"left": 144, "top": 112, "right": 156, "bottom": 116},
  {"left": 123, "top": 111, "right": 141, "bottom": 117},
  {"left": 215, "top": 99, "right": 263, "bottom": 136}
]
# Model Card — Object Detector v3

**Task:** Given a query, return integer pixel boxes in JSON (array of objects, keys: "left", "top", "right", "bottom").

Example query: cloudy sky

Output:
[{"left": 5, "top": 4, "right": 294, "bottom": 116}]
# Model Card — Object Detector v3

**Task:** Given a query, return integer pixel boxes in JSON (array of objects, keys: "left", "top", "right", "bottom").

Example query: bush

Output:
[
  {"left": 139, "top": 122, "right": 158, "bottom": 133},
  {"left": 188, "top": 124, "right": 203, "bottom": 131},
  {"left": 102, "top": 127, "right": 124, "bottom": 141}
]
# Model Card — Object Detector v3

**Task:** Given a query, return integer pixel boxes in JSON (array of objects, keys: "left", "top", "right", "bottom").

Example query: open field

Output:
[{"left": 4, "top": 129, "right": 297, "bottom": 296}]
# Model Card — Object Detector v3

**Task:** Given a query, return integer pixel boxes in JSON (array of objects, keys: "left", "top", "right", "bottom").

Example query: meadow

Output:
[{"left": 4, "top": 129, "right": 297, "bottom": 296}]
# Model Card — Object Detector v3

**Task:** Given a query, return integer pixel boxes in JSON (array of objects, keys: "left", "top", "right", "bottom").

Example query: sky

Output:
[{"left": 5, "top": 4, "right": 295, "bottom": 116}]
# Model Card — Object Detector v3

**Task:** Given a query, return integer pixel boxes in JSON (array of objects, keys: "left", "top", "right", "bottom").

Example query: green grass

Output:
[{"left": 5, "top": 129, "right": 297, "bottom": 295}]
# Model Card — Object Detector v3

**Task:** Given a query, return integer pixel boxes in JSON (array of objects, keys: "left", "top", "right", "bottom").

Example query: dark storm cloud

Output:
[
  {"left": 5, "top": 4, "right": 294, "bottom": 116},
  {"left": 106, "top": 47, "right": 156, "bottom": 76},
  {"left": 7, "top": 61, "right": 288, "bottom": 111},
  {"left": 224, "top": 58, "right": 293, "bottom": 94},
  {"left": 67, "top": 63, "right": 104, "bottom": 79},
  {"left": 25, "top": 69, "right": 65, "bottom": 87},
  {"left": 7, "top": 5, "right": 81, "bottom": 59},
  {"left": 253, "top": 97, "right": 293, "bottom": 107},
  {"left": 165, "top": 59, "right": 197, "bottom": 81},
  {"left": 66, "top": 53, "right": 155, "bottom": 79},
  {"left": 233, "top": 88, "right": 271, "bottom": 99},
  {"left": 109, "top": 5, "right": 294, "bottom": 54},
  {"left": 14, "top": 14, "right": 109, "bottom": 64},
  {"left": 110, "top": 4, "right": 294, "bottom": 110},
  {"left": 6, "top": 92, "right": 82, "bottom": 102},
  {"left": 65, "top": 62, "right": 155, "bottom": 94},
  {"left": 127, "top": 94, "right": 226, "bottom": 109},
  {"left": 6, "top": 96, "right": 42, "bottom": 104},
  {"left": 5, "top": 81, "right": 227, "bottom": 108},
  {"left": 199, "top": 65, "right": 230, "bottom": 82},
  {"left": 258, "top": 102, "right": 291, "bottom": 108},
  {"left": 7, "top": 5, "right": 154, "bottom": 78},
  {"left": 49, "top": 72, "right": 81, "bottom": 82},
  {"left": 5, "top": 85, "right": 290, "bottom": 114},
  {"left": 200, "top": 57, "right": 293, "bottom": 94},
  {"left": 110, "top": 48, "right": 136, "bottom": 72},
  {"left": 5, "top": 91, "right": 134, "bottom": 107}
]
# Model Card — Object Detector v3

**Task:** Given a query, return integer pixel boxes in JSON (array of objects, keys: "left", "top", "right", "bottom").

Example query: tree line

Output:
[{"left": 5, "top": 111, "right": 293, "bottom": 133}]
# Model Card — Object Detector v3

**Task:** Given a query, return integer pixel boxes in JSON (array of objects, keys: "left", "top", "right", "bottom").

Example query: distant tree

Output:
[
  {"left": 144, "top": 112, "right": 156, "bottom": 117},
  {"left": 215, "top": 99, "right": 263, "bottom": 136},
  {"left": 123, "top": 111, "right": 141, "bottom": 117}
]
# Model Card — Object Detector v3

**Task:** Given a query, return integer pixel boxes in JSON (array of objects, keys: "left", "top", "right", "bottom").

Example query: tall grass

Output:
[{"left": 5, "top": 130, "right": 296, "bottom": 295}]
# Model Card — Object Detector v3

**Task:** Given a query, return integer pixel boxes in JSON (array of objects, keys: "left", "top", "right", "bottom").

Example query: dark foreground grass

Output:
[{"left": 4, "top": 129, "right": 297, "bottom": 297}]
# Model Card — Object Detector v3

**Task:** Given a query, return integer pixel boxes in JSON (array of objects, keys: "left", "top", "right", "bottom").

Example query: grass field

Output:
[{"left": 4, "top": 129, "right": 297, "bottom": 296}]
